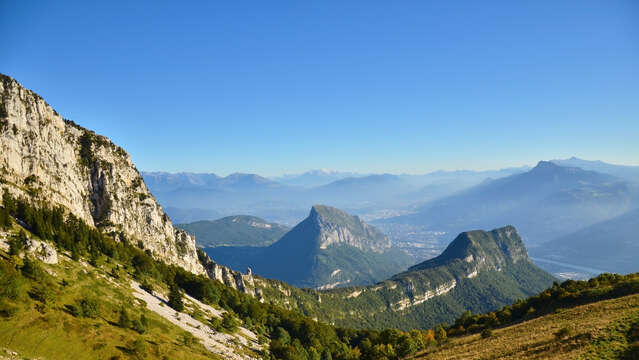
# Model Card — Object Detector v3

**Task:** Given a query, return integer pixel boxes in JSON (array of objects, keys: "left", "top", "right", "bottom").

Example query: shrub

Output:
[
  {"left": 131, "top": 337, "right": 147, "bottom": 358},
  {"left": 21, "top": 256, "right": 46, "bottom": 281},
  {"left": 554, "top": 326, "right": 571, "bottom": 340},
  {"left": 180, "top": 332, "right": 198, "bottom": 347},
  {"left": 0, "top": 300, "right": 19, "bottom": 318},
  {"left": 132, "top": 319, "right": 146, "bottom": 334},
  {"left": 66, "top": 304, "right": 82, "bottom": 317},
  {"left": 0, "top": 261, "right": 24, "bottom": 300},
  {"left": 140, "top": 280, "right": 153, "bottom": 294},
  {"left": 209, "top": 316, "right": 223, "bottom": 332},
  {"left": 8, "top": 231, "right": 26, "bottom": 256},
  {"left": 222, "top": 312, "right": 240, "bottom": 333},
  {"left": 481, "top": 328, "right": 493, "bottom": 338},
  {"left": 79, "top": 296, "right": 101, "bottom": 318},
  {"left": 28, "top": 284, "right": 55, "bottom": 304},
  {"left": 119, "top": 307, "right": 131, "bottom": 328}
]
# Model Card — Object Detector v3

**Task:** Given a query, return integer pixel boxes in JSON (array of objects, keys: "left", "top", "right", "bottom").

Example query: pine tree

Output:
[{"left": 168, "top": 284, "right": 184, "bottom": 312}]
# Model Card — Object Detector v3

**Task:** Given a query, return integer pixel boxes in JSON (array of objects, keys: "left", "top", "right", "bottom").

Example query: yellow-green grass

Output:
[
  {"left": 414, "top": 293, "right": 639, "bottom": 360},
  {"left": 0, "top": 251, "right": 220, "bottom": 360}
]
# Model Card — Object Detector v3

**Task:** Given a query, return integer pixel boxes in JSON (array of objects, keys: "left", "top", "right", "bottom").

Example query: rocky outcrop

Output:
[
  {"left": 0, "top": 74, "right": 203, "bottom": 274},
  {"left": 25, "top": 238, "right": 58, "bottom": 264},
  {"left": 310, "top": 205, "right": 391, "bottom": 253},
  {"left": 199, "top": 252, "right": 255, "bottom": 295}
]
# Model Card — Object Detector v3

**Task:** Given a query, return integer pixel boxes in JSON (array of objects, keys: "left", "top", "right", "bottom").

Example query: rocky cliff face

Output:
[
  {"left": 0, "top": 74, "right": 204, "bottom": 274},
  {"left": 310, "top": 205, "right": 391, "bottom": 253}
]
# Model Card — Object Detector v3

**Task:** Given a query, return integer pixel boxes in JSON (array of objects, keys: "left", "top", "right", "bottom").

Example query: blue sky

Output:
[{"left": 1, "top": 1, "right": 638, "bottom": 176}]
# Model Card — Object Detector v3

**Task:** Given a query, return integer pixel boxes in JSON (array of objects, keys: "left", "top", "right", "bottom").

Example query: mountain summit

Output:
[
  {"left": 298, "top": 204, "right": 390, "bottom": 253},
  {"left": 205, "top": 205, "right": 413, "bottom": 289}
]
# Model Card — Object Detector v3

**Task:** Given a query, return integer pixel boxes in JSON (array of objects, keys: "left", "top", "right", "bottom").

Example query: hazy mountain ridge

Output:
[
  {"left": 143, "top": 166, "right": 531, "bottom": 225},
  {"left": 383, "top": 161, "right": 639, "bottom": 246},
  {"left": 552, "top": 156, "right": 639, "bottom": 182},
  {"left": 532, "top": 207, "right": 639, "bottom": 274},
  {"left": 273, "top": 169, "right": 363, "bottom": 187}
]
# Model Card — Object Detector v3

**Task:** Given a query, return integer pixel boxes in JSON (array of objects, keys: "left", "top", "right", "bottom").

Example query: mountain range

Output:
[
  {"left": 382, "top": 161, "right": 639, "bottom": 248},
  {"left": 141, "top": 167, "right": 529, "bottom": 225},
  {"left": 552, "top": 156, "right": 639, "bottom": 182}
]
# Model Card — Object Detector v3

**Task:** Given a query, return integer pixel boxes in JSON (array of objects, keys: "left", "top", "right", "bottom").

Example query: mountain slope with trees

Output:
[{"left": 178, "top": 215, "right": 290, "bottom": 248}]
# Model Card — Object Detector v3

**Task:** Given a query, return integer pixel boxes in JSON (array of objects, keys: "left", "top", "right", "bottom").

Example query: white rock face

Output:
[
  {"left": 25, "top": 238, "right": 58, "bottom": 264},
  {"left": 0, "top": 75, "right": 204, "bottom": 275},
  {"left": 311, "top": 205, "right": 391, "bottom": 253}
]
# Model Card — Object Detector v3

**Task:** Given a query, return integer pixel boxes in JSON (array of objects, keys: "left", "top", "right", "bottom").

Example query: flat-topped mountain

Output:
[
  {"left": 205, "top": 205, "right": 414, "bottom": 288},
  {"left": 407, "top": 226, "right": 528, "bottom": 272},
  {"left": 256, "top": 225, "right": 555, "bottom": 330},
  {"left": 178, "top": 215, "right": 290, "bottom": 248}
]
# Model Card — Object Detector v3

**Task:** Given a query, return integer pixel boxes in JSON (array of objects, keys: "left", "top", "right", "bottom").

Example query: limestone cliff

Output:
[
  {"left": 310, "top": 205, "right": 391, "bottom": 253},
  {"left": 0, "top": 74, "right": 203, "bottom": 274}
]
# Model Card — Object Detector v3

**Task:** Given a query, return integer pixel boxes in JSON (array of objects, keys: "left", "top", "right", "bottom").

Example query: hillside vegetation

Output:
[
  {"left": 178, "top": 215, "right": 290, "bottom": 248},
  {"left": 415, "top": 292, "right": 639, "bottom": 359},
  {"left": 0, "top": 192, "right": 440, "bottom": 360}
]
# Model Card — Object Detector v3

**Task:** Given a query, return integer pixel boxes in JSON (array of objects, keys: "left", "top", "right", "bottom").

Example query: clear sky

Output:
[{"left": 1, "top": 1, "right": 638, "bottom": 176}]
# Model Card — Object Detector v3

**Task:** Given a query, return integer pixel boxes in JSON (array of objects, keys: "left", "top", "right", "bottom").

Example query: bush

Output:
[
  {"left": 8, "top": 231, "right": 26, "bottom": 255},
  {"left": 66, "top": 304, "right": 82, "bottom": 317},
  {"left": 554, "top": 326, "right": 571, "bottom": 340},
  {"left": 209, "top": 316, "right": 223, "bottom": 332},
  {"left": 132, "top": 319, "right": 146, "bottom": 334},
  {"left": 0, "top": 300, "right": 20, "bottom": 318},
  {"left": 21, "top": 257, "right": 46, "bottom": 281},
  {"left": 131, "top": 337, "right": 147, "bottom": 358},
  {"left": 180, "top": 332, "right": 198, "bottom": 347},
  {"left": 222, "top": 312, "right": 240, "bottom": 333},
  {"left": 481, "top": 328, "right": 493, "bottom": 338},
  {"left": 79, "top": 296, "right": 101, "bottom": 318},
  {"left": 119, "top": 307, "right": 131, "bottom": 328},
  {"left": 140, "top": 280, "right": 153, "bottom": 295},
  {"left": 0, "top": 261, "right": 24, "bottom": 300},
  {"left": 28, "top": 284, "right": 55, "bottom": 304}
]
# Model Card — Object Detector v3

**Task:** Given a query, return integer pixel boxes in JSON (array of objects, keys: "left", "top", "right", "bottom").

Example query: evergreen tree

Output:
[{"left": 168, "top": 284, "right": 184, "bottom": 312}]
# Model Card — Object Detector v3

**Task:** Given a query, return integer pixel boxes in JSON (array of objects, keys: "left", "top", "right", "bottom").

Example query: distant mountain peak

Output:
[{"left": 532, "top": 160, "right": 563, "bottom": 171}]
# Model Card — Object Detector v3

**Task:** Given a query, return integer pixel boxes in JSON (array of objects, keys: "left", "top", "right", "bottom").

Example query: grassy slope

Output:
[
  {"left": 0, "top": 220, "right": 258, "bottom": 360},
  {"left": 415, "top": 293, "right": 639, "bottom": 360},
  {"left": 0, "top": 256, "right": 219, "bottom": 360}
]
